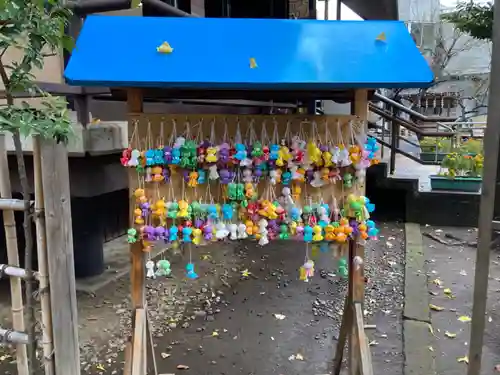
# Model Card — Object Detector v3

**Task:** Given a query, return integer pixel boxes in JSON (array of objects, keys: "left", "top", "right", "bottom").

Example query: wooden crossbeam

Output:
[{"left": 354, "top": 303, "right": 374, "bottom": 375}]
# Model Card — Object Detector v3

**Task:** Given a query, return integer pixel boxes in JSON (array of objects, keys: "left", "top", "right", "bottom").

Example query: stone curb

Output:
[{"left": 403, "top": 223, "right": 436, "bottom": 375}]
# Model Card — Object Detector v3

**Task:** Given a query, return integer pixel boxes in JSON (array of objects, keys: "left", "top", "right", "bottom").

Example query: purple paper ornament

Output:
[
  {"left": 194, "top": 218, "right": 204, "bottom": 228},
  {"left": 144, "top": 225, "right": 155, "bottom": 241},
  {"left": 203, "top": 224, "right": 213, "bottom": 240},
  {"left": 305, "top": 170, "right": 314, "bottom": 183},
  {"left": 155, "top": 226, "right": 167, "bottom": 241},
  {"left": 219, "top": 169, "right": 232, "bottom": 184},
  {"left": 163, "top": 146, "right": 173, "bottom": 163},
  {"left": 140, "top": 202, "right": 150, "bottom": 218},
  {"left": 320, "top": 145, "right": 328, "bottom": 152}
]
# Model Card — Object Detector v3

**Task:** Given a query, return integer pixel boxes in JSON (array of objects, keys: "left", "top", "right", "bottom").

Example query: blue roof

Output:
[{"left": 64, "top": 16, "right": 433, "bottom": 90}]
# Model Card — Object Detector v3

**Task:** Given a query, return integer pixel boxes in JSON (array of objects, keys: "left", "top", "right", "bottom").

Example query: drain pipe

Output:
[{"left": 67, "top": 0, "right": 194, "bottom": 17}]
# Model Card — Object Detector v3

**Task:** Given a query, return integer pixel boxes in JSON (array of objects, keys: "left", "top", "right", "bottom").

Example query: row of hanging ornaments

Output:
[{"left": 122, "top": 118, "right": 381, "bottom": 281}]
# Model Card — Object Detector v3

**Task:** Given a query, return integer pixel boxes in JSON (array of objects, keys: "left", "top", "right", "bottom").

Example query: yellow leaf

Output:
[
  {"left": 212, "top": 331, "right": 219, "bottom": 337},
  {"left": 376, "top": 32, "right": 387, "bottom": 42},
  {"left": 457, "top": 356, "right": 469, "bottom": 364},
  {"left": 429, "top": 304, "right": 444, "bottom": 311},
  {"left": 432, "top": 278, "right": 443, "bottom": 286},
  {"left": 157, "top": 42, "right": 173, "bottom": 54},
  {"left": 458, "top": 315, "right": 472, "bottom": 323},
  {"left": 241, "top": 269, "right": 251, "bottom": 277},
  {"left": 428, "top": 324, "right": 438, "bottom": 337},
  {"left": 444, "top": 288, "right": 452, "bottom": 294},
  {"left": 96, "top": 364, "right": 106, "bottom": 371},
  {"left": 445, "top": 331, "right": 457, "bottom": 338}
]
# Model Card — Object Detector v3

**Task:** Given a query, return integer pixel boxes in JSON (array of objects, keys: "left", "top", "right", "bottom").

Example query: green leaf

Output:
[{"left": 61, "top": 34, "right": 75, "bottom": 52}]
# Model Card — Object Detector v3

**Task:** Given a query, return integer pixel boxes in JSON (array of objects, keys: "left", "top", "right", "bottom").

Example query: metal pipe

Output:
[
  {"left": 142, "top": 0, "right": 197, "bottom": 17},
  {"left": 0, "top": 327, "right": 30, "bottom": 345},
  {"left": 0, "top": 264, "right": 28, "bottom": 279},
  {"left": 373, "top": 92, "right": 457, "bottom": 122},
  {"left": 0, "top": 199, "right": 33, "bottom": 211},
  {"left": 67, "top": 0, "right": 131, "bottom": 16},
  {"left": 369, "top": 104, "right": 455, "bottom": 137}
]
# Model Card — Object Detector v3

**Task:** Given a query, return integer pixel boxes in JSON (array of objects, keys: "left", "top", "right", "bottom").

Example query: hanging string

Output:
[
  {"left": 261, "top": 119, "right": 270, "bottom": 145},
  {"left": 209, "top": 118, "right": 216, "bottom": 145},
  {"left": 129, "top": 119, "right": 139, "bottom": 149},
  {"left": 272, "top": 117, "right": 279, "bottom": 144},
  {"left": 222, "top": 118, "right": 229, "bottom": 144},
  {"left": 235, "top": 117, "right": 242, "bottom": 144},
  {"left": 159, "top": 119, "right": 165, "bottom": 147},
  {"left": 169, "top": 119, "right": 177, "bottom": 146}
]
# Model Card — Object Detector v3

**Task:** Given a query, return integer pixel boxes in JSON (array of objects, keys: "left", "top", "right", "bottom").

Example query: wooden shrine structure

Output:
[{"left": 64, "top": 15, "right": 433, "bottom": 375}]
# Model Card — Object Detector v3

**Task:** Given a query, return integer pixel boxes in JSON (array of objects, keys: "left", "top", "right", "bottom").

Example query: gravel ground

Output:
[{"left": 0, "top": 222, "right": 406, "bottom": 375}]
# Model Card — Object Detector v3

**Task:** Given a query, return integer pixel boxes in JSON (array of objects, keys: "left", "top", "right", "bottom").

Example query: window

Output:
[{"left": 407, "top": 22, "right": 437, "bottom": 53}]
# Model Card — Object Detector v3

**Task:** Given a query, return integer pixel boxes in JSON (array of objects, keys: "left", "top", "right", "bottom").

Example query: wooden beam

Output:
[{"left": 40, "top": 139, "right": 81, "bottom": 375}]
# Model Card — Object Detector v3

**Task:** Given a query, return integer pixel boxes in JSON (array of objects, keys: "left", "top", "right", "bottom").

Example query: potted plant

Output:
[
  {"left": 419, "top": 137, "right": 454, "bottom": 162},
  {"left": 430, "top": 150, "right": 484, "bottom": 192}
]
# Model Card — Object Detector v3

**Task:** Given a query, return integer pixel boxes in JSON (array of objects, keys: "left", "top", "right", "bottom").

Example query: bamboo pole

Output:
[
  {"left": 0, "top": 134, "right": 29, "bottom": 375},
  {"left": 32, "top": 136, "right": 55, "bottom": 375}
]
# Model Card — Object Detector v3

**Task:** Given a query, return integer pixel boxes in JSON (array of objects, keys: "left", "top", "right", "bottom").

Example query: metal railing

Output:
[{"left": 369, "top": 93, "right": 460, "bottom": 174}]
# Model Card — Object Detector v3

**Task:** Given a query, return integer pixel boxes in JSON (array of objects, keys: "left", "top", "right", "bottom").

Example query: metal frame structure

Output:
[{"left": 467, "top": 2, "right": 500, "bottom": 375}]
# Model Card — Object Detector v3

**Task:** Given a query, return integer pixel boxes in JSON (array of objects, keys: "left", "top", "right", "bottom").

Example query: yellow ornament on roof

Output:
[
  {"left": 157, "top": 42, "right": 173, "bottom": 54},
  {"left": 249, "top": 57, "right": 258, "bottom": 68}
]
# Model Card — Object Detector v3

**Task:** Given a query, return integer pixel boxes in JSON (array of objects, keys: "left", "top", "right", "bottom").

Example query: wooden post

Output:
[
  {"left": 0, "top": 134, "right": 29, "bottom": 375},
  {"left": 128, "top": 88, "right": 146, "bottom": 308},
  {"left": 333, "top": 89, "right": 373, "bottom": 375},
  {"left": 126, "top": 88, "right": 149, "bottom": 374},
  {"left": 33, "top": 136, "right": 55, "bottom": 375},
  {"left": 40, "top": 139, "right": 80, "bottom": 375}
]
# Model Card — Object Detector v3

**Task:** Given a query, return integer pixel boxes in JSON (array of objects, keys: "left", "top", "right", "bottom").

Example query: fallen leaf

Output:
[
  {"left": 432, "top": 278, "right": 443, "bottom": 286},
  {"left": 445, "top": 331, "right": 457, "bottom": 338},
  {"left": 457, "top": 356, "right": 469, "bottom": 364},
  {"left": 458, "top": 315, "right": 472, "bottom": 323},
  {"left": 428, "top": 324, "right": 437, "bottom": 337},
  {"left": 428, "top": 346, "right": 434, "bottom": 352},
  {"left": 274, "top": 313, "right": 286, "bottom": 320},
  {"left": 271, "top": 336, "right": 275, "bottom": 341},
  {"left": 295, "top": 353, "right": 304, "bottom": 361},
  {"left": 460, "top": 270, "right": 468, "bottom": 276},
  {"left": 161, "top": 352, "right": 171, "bottom": 359},
  {"left": 96, "top": 364, "right": 106, "bottom": 371},
  {"left": 212, "top": 331, "right": 219, "bottom": 337},
  {"left": 0, "top": 355, "right": 11, "bottom": 362},
  {"left": 241, "top": 269, "right": 251, "bottom": 277},
  {"left": 444, "top": 288, "right": 452, "bottom": 295},
  {"left": 489, "top": 316, "right": 493, "bottom": 323},
  {"left": 429, "top": 304, "right": 444, "bottom": 311},
  {"left": 369, "top": 340, "right": 379, "bottom": 346},
  {"left": 177, "top": 364, "right": 190, "bottom": 370}
]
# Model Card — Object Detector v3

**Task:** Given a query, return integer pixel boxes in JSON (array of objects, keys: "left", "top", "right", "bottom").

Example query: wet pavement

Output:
[
  {"left": 423, "top": 226, "right": 500, "bottom": 375},
  {"left": 0, "top": 223, "right": 405, "bottom": 375}
]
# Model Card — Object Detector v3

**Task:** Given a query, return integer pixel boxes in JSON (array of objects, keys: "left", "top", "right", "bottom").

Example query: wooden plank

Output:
[
  {"left": 354, "top": 303, "right": 374, "bottom": 375},
  {"left": 40, "top": 139, "right": 81, "bottom": 375},
  {"left": 131, "top": 309, "right": 146, "bottom": 375},
  {"left": 33, "top": 135, "right": 55, "bottom": 375},
  {"left": 128, "top": 88, "right": 146, "bottom": 309},
  {"left": 333, "top": 294, "right": 351, "bottom": 375}
]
